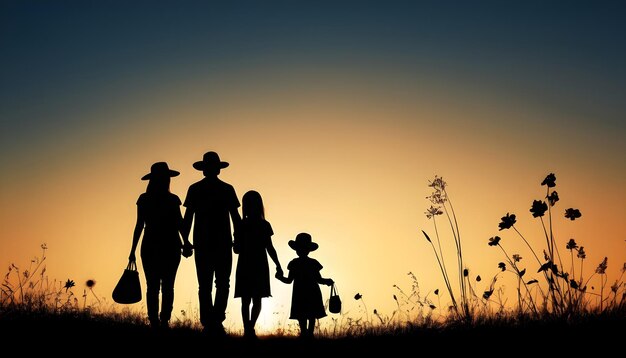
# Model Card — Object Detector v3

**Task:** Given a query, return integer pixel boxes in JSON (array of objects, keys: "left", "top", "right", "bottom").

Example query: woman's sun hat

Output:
[{"left": 141, "top": 162, "right": 180, "bottom": 180}]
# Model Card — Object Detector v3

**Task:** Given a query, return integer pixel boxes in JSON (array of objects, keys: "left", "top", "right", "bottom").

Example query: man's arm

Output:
[
  {"left": 181, "top": 207, "right": 194, "bottom": 245},
  {"left": 229, "top": 206, "right": 242, "bottom": 237}
]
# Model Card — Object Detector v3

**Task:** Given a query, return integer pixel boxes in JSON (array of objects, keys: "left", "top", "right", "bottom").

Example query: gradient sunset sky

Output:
[{"left": 1, "top": 1, "right": 625, "bottom": 332}]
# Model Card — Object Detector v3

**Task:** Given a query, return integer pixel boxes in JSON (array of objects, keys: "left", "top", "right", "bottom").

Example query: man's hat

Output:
[{"left": 193, "top": 151, "right": 229, "bottom": 171}]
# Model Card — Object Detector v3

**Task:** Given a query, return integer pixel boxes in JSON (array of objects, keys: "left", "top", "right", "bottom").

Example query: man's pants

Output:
[{"left": 195, "top": 248, "right": 232, "bottom": 327}]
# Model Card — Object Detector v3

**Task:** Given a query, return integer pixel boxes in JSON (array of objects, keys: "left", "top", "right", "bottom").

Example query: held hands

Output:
[
  {"left": 182, "top": 242, "right": 194, "bottom": 258},
  {"left": 275, "top": 267, "right": 288, "bottom": 283},
  {"left": 233, "top": 231, "right": 240, "bottom": 254}
]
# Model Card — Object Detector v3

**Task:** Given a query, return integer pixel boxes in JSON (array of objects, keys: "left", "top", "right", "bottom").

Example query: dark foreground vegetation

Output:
[{"left": 1, "top": 308, "right": 622, "bottom": 355}]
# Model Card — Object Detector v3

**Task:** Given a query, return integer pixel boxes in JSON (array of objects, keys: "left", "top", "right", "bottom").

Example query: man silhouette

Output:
[{"left": 182, "top": 151, "right": 242, "bottom": 336}]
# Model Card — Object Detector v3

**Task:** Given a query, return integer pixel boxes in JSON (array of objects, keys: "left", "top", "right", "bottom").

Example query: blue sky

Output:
[{"left": 2, "top": 1, "right": 625, "bottom": 150}]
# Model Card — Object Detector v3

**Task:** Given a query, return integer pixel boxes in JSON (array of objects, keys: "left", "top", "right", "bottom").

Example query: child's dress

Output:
[{"left": 286, "top": 256, "right": 327, "bottom": 319}]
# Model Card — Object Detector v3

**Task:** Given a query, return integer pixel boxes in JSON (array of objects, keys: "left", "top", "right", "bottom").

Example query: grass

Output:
[{"left": 1, "top": 173, "right": 624, "bottom": 354}]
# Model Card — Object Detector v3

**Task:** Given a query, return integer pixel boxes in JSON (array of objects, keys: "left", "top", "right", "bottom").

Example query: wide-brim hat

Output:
[
  {"left": 288, "top": 232, "right": 318, "bottom": 252},
  {"left": 141, "top": 162, "right": 180, "bottom": 180},
  {"left": 193, "top": 151, "right": 229, "bottom": 171}
]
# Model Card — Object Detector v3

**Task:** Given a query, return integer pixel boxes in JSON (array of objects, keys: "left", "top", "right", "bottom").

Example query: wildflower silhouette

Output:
[
  {"left": 482, "top": 290, "right": 493, "bottom": 300},
  {"left": 64, "top": 279, "right": 75, "bottom": 292},
  {"left": 482, "top": 265, "right": 502, "bottom": 301},
  {"left": 529, "top": 183, "right": 562, "bottom": 314},
  {"left": 83, "top": 279, "right": 100, "bottom": 305},
  {"left": 425, "top": 206, "right": 443, "bottom": 219},
  {"left": 494, "top": 209, "right": 543, "bottom": 266},
  {"left": 354, "top": 293, "right": 370, "bottom": 324},
  {"left": 537, "top": 261, "right": 557, "bottom": 274},
  {"left": 488, "top": 236, "right": 501, "bottom": 246},
  {"left": 566, "top": 239, "right": 578, "bottom": 250},
  {"left": 596, "top": 257, "right": 608, "bottom": 275},
  {"left": 565, "top": 239, "right": 582, "bottom": 289},
  {"left": 530, "top": 200, "right": 548, "bottom": 217},
  {"left": 611, "top": 282, "right": 619, "bottom": 294},
  {"left": 488, "top": 216, "right": 542, "bottom": 313},
  {"left": 424, "top": 172, "right": 624, "bottom": 318},
  {"left": 564, "top": 208, "right": 582, "bottom": 220},
  {"left": 547, "top": 191, "right": 559, "bottom": 206},
  {"left": 498, "top": 213, "right": 516, "bottom": 230},
  {"left": 609, "top": 264, "right": 626, "bottom": 306},
  {"left": 541, "top": 173, "right": 556, "bottom": 187},
  {"left": 595, "top": 257, "right": 609, "bottom": 310},
  {"left": 422, "top": 175, "right": 471, "bottom": 321}
]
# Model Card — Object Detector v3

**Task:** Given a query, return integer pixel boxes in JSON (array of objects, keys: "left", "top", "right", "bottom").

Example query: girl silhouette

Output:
[
  {"left": 233, "top": 190, "right": 283, "bottom": 338},
  {"left": 276, "top": 232, "right": 333, "bottom": 339},
  {"left": 128, "top": 162, "right": 184, "bottom": 329}
]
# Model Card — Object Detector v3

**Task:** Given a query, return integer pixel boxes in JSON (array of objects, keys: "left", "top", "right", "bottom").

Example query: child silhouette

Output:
[
  {"left": 276, "top": 232, "right": 333, "bottom": 339},
  {"left": 233, "top": 190, "right": 283, "bottom": 338}
]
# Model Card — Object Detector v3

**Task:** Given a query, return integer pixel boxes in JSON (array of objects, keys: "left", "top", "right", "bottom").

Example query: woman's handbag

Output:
[
  {"left": 112, "top": 260, "right": 142, "bottom": 304},
  {"left": 328, "top": 283, "right": 341, "bottom": 314}
]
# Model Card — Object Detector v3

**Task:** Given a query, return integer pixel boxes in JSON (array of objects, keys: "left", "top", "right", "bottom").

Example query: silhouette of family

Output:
[{"left": 127, "top": 151, "right": 334, "bottom": 339}]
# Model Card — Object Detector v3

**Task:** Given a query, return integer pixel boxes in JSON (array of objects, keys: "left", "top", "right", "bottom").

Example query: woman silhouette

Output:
[
  {"left": 128, "top": 162, "right": 185, "bottom": 329},
  {"left": 233, "top": 190, "right": 283, "bottom": 338}
]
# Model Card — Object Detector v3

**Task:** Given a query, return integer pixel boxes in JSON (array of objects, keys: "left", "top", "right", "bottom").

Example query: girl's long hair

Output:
[
  {"left": 242, "top": 190, "right": 265, "bottom": 219},
  {"left": 146, "top": 176, "right": 170, "bottom": 194}
]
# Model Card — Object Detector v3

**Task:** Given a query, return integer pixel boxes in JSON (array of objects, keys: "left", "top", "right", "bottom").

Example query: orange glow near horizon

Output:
[{"left": 1, "top": 73, "right": 625, "bottom": 333}]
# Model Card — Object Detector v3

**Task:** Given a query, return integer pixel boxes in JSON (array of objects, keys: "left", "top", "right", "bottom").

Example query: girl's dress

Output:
[
  {"left": 286, "top": 257, "right": 327, "bottom": 319},
  {"left": 234, "top": 217, "right": 274, "bottom": 298}
]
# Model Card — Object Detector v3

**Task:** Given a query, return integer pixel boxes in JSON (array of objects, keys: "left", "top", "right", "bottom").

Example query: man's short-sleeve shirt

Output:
[{"left": 184, "top": 177, "right": 240, "bottom": 248}]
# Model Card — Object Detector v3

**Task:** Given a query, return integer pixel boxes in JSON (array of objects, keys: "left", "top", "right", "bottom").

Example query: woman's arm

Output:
[{"left": 129, "top": 205, "right": 145, "bottom": 261}]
